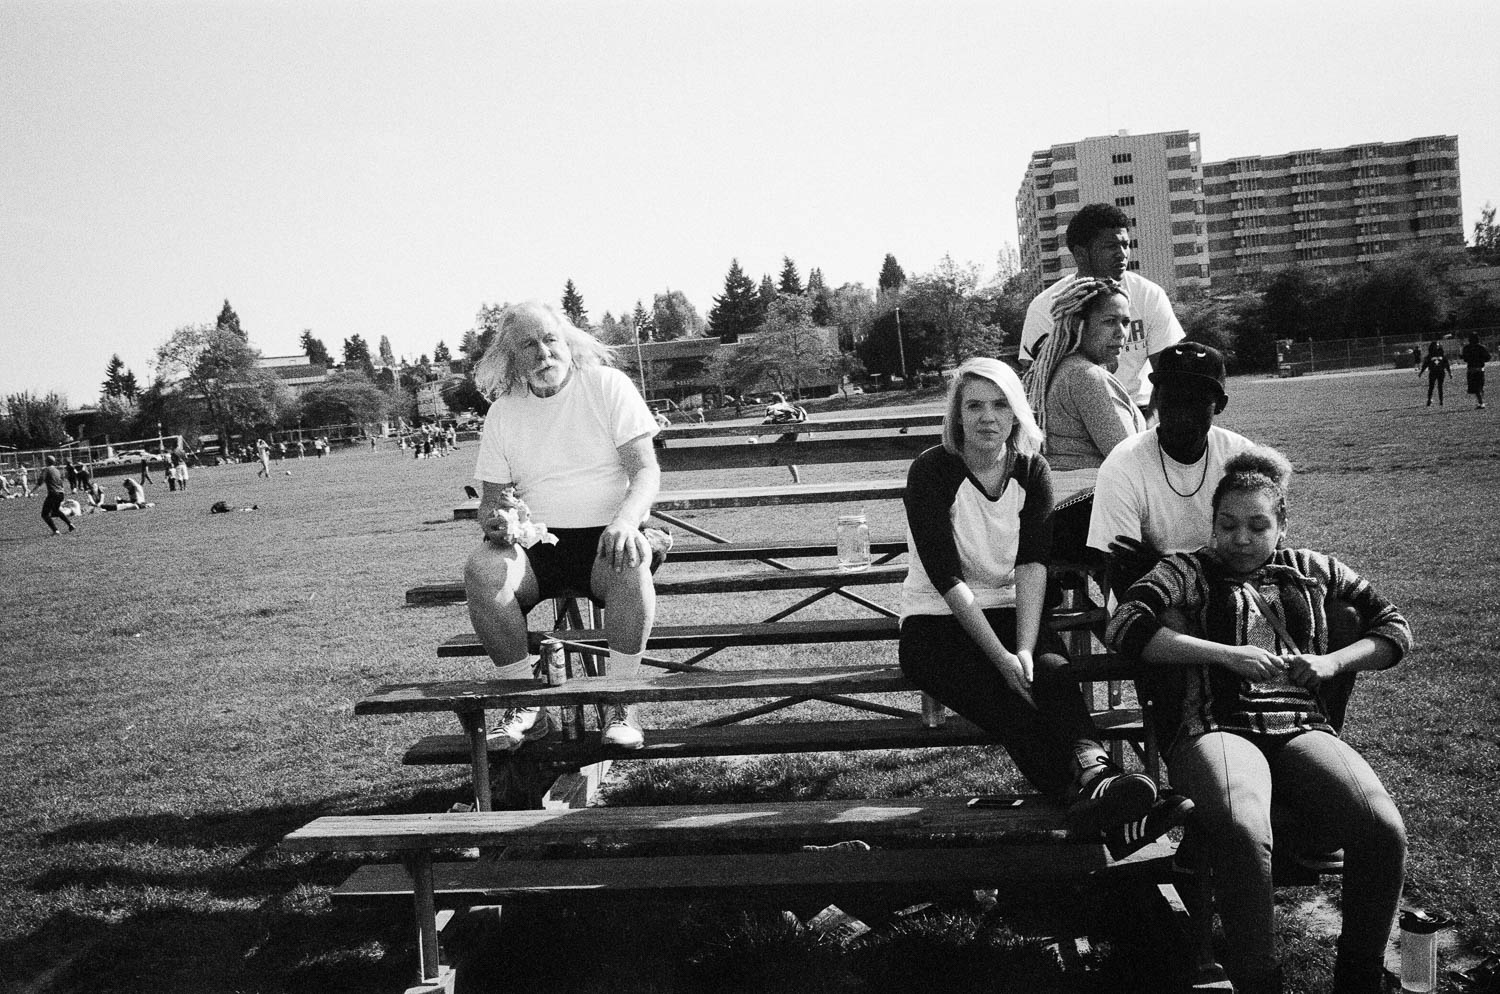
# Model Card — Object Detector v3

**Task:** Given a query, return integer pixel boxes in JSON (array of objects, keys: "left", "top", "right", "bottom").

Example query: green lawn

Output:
[{"left": 0, "top": 368, "right": 1495, "bottom": 992}]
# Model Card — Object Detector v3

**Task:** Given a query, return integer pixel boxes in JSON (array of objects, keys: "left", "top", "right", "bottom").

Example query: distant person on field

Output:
[
  {"left": 256, "top": 438, "right": 272, "bottom": 478},
  {"left": 1020, "top": 203, "right": 1185, "bottom": 412},
  {"left": 1107, "top": 447, "right": 1409, "bottom": 994},
  {"left": 171, "top": 447, "right": 189, "bottom": 491},
  {"left": 1417, "top": 341, "right": 1450, "bottom": 407},
  {"left": 139, "top": 455, "right": 155, "bottom": 485},
  {"left": 74, "top": 461, "right": 93, "bottom": 496},
  {"left": 64, "top": 460, "right": 79, "bottom": 493},
  {"left": 1022, "top": 276, "right": 1146, "bottom": 564},
  {"left": 1460, "top": 332, "right": 1490, "bottom": 410},
  {"left": 465, "top": 301, "right": 661, "bottom": 752},
  {"left": 39, "top": 456, "right": 75, "bottom": 535}
]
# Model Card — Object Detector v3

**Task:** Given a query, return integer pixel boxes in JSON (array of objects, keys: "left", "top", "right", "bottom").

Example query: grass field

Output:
[{"left": 1, "top": 367, "right": 1496, "bottom": 993}]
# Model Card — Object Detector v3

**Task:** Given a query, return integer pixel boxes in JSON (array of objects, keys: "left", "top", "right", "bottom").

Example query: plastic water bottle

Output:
[
  {"left": 836, "top": 514, "right": 871, "bottom": 572},
  {"left": 1400, "top": 909, "right": 1447, "bottom": 993}
]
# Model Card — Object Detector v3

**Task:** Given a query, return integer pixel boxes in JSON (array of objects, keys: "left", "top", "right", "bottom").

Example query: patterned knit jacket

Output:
[{"left": 1106, "top": 547, "right": 1413, "bottom": 760}]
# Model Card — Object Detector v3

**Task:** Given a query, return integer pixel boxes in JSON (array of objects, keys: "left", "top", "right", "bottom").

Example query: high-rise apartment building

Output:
[
  {"left": 1203, "top": 135, "right": 1464, "bottom": 285},
  {"left": 1016, "top": 129, "right": 1210, "bottom": 297}
]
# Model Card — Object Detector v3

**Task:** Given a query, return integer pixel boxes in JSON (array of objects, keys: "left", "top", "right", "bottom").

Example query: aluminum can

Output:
[{"left": 541, "top": 638, "right": 567, "bottom": 686}]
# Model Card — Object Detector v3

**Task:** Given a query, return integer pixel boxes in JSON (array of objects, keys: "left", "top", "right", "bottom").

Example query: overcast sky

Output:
[{"left": 3, "top": 0, "right": 1497, "bottom": 405}]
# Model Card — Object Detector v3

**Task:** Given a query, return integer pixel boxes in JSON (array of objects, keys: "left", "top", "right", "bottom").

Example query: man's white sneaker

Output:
[
  {"left": 599, "top": 702, "right": 644, "bottom": 749},
  {"left": 485, "top": 707, "right": 551, "bottom": 750}
]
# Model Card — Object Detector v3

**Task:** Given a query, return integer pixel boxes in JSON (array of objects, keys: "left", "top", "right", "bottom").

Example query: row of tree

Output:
[{"left": 1, "top": 301, "right": 448, "bottom": 453}]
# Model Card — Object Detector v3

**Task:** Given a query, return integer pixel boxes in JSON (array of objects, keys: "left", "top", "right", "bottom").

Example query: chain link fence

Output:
[{"left": 1275, "top": 327, "right": 1500, "bottom": 377}]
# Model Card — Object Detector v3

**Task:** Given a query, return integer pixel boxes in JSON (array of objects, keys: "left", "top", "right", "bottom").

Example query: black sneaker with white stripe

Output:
[
  {"left": 1105, "top": 792, "right": 1195, "bottom": 860},
  {"left": 1064, "top": 767, "right": 1157, "bottom": 837}
]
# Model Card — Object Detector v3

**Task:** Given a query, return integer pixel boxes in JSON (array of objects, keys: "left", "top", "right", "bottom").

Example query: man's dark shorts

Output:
[{"left": 526, "top": 526, "right": 607, "bottom": 602}]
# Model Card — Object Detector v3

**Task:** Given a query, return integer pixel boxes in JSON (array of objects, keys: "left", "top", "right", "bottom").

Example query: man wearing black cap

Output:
[{"left": 1087, "top": 342, "right": 1251, "bottom": 589}]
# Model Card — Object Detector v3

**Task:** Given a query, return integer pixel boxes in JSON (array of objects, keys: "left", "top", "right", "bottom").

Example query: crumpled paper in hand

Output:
[{"left": 489, "top": 500, "right": 560, "bottom": 549}]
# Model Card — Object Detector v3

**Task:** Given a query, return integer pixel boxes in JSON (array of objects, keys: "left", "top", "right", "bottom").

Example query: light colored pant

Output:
[{"left": 1170, "top": 729, "right": 1405, "bottom": 981}]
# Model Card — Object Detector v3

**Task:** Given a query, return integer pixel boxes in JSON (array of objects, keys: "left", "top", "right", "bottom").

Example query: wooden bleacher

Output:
[{"left": 286, "top": 410, "right": 1177, "bottom": 993}]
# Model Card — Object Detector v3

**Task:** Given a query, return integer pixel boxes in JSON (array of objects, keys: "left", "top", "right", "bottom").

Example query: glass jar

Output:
[{"left": 835, "top": 514, "right": 871, "bottom": 572}]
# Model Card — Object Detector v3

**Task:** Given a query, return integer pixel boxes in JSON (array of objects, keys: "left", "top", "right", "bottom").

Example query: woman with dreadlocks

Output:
[{"left": 1021, "top": 277, "right": 1146, "bottom": 563}]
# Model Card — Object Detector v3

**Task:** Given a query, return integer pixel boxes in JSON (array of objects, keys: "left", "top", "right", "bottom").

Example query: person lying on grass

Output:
[
  {"left": 897, "top": 357, "right": 1191, "bottom": 859},
  {"left": 465, "top": 301, "right": 661, "bottom": 752},
  {"left": 1105, "top": 447, "right": 1410, "bottom": 994}
]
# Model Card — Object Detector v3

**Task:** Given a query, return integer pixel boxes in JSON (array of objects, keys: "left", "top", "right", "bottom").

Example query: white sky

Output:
[{"left": 3, "top": 0, "right": 1497, "bottom": 404}]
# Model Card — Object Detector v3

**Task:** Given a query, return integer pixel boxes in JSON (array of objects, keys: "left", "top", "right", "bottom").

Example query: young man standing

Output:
[
  {"left": 39, "top": 455, "right": 76, "bottom": 535},
  {"left": 1020, "top": 203, "right": 1185, "bottom": 411}
]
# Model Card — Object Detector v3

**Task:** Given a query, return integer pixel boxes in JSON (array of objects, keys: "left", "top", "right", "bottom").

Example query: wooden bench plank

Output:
[
  {"left": 330, "top": 843, "right": 1144, "bottom": 906},
  {"left": 435, "top": 609, "right": 1110, "bottom": 656},
  {"left": 401, "top": 711, "right": 1145, "bottom": 766},
  {"left": 357, "top": 664, "right": 912, "bottom": 714},
  {"left": 656, "top": 412, "right": 942, "bottom": 440},
  {"left": 284, "top": 795, "right": 1075, "bottom": 851},
  {"left": 359, "top": 659, "right": 1144, "bottom": 715},
  {"left": 454, "top": 479, "right": 907, "bottom": 520},
  {"left": 655, "top": 433, "right": 939, "bottom": 472},
  {"left": 408, "top": 562, "right": 908, "bottom": 607},
  {"left": 439, "top": 617, "right": 902, "bottom": 656},
  {"left": 653, "top": 479, "right": 906, "bottom": 512}
]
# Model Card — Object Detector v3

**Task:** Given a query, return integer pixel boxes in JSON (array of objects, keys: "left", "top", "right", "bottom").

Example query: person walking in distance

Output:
[
  {"left": 1460, "top": 332, "right": 1490, "bottom": 410},
  {"left": 39, "top": 455, "right": 76, "bottom": 535},
  {"left": 1418, "top": 341, "right": 1450, "bottom": 407}
]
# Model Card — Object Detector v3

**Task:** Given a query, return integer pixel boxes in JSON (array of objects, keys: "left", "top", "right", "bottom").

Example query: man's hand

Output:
[
  {"left": 1216, "top": 644, "right": 1287, "bottom": 682},
  {"left": 479, "top": 490, "right": 524, "bottom": 545},
  {"left": 1107, "top": 535, "right": 1162, "bottom": 593},
  {"left": 1283, "top": 652, "right": 1341, "bottom": 689},
  {"left": 597, "top": 520, "right": 649, "bottom": 571}
]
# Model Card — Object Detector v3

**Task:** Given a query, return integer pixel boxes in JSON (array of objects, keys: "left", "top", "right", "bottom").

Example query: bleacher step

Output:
[{"left": 401, "top": 712, "right": 1146, "bottom": 766}]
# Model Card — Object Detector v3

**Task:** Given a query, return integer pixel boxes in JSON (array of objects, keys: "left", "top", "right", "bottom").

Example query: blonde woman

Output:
[{"left": 898, "top": 358, "right": 1188, "bottom": 857}]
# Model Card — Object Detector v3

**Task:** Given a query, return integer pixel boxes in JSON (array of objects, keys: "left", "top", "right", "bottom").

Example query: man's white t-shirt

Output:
[
  {"left": 1086, "top": 425, "right": 1254, "bottom": 556},
  {"left": 473, "top": 365, "right": 657, "bottom": 528},
  {"left": 1020, "top": 271, "right": 1185, "bottom": 407}
]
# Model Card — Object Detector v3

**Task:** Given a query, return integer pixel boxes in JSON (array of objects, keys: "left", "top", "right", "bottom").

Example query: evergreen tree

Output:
[
  {"left": 758, "top": 274, "right": 778, "bottom": 325},
  {"left": 708, "top": 259, "right": 761, "bottom": 345},
  {"left": 300, "top": 330, "right": 333, "bottom": 368},
  {"left": 598, "top": 311, "right": 634, "bottom": 346},
  {"left": 878, "top": 254, "right": 906, "bottom": 291},
  {"left": 806, "top": 267, "right": 833, "bottom": 325},
  {"left": 433, "top": 340, "right": 452, "bottom": 363},
  {"left": 378, "top": 335, "right": 395, "bottom": 366},
  {"left": 778, "top": 256, "right": 804, "bottom": 296},
  {"left": 101, "top": 354, "right": 138, "bottom": 400},
  {"left": 561, "top": 280, "right": 589, "bottom": 327},
  {"left": 631, "top": 300, "right": 655, "bottom": 342},
  {"left": 343, "top": 334, "right": 375, "bottom": 376},
  {"left": 216, "top": 300, "right": 245, "bottom": 339}
]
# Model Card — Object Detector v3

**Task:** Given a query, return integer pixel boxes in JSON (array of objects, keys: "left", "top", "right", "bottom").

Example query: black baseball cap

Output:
[{"left": 1150, "top": 342, "right": 1227, "bottom": 400}]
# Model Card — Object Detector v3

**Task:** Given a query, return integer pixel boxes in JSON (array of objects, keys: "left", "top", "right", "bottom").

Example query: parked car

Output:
[{"left": 112, "top": 449, "right": 168, "bottom": 465}]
